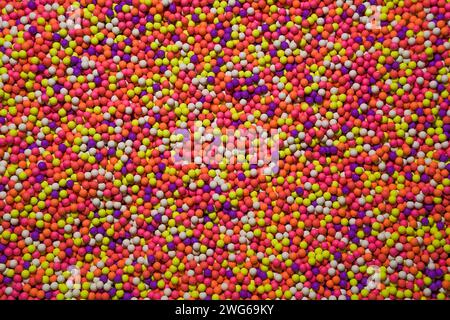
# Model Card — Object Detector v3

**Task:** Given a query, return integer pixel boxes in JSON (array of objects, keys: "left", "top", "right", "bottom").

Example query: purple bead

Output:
[
  {"left": 28, "top": 1, "right": 37, "bottom": 10},
  {"left": 37, "top": 161, "right": 47, "bottom": 170}
]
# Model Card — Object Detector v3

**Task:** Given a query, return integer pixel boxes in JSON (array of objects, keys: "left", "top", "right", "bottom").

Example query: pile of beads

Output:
[{"left": 0, "top": 0, "right": 448, "bottom": 300}]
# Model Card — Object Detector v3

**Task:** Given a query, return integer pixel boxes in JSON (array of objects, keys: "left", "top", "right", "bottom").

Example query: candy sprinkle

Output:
[{"left": 0, "top": 0, "right": 449, "bottom": 300}]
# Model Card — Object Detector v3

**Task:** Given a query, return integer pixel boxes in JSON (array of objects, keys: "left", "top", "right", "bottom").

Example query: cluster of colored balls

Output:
[{"left": 0, "top": 0, "right": 449, "bottom": 300}]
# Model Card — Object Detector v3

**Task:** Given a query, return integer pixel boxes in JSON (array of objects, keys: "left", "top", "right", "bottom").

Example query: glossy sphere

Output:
[{"left": 0, "top": 0, "right": 449, "bottom": 300}]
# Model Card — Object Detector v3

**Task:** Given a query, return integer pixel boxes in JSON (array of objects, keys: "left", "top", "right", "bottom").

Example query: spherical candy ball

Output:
[{"left": 0, "top": 0, "right": 448, "bottom": 301}]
